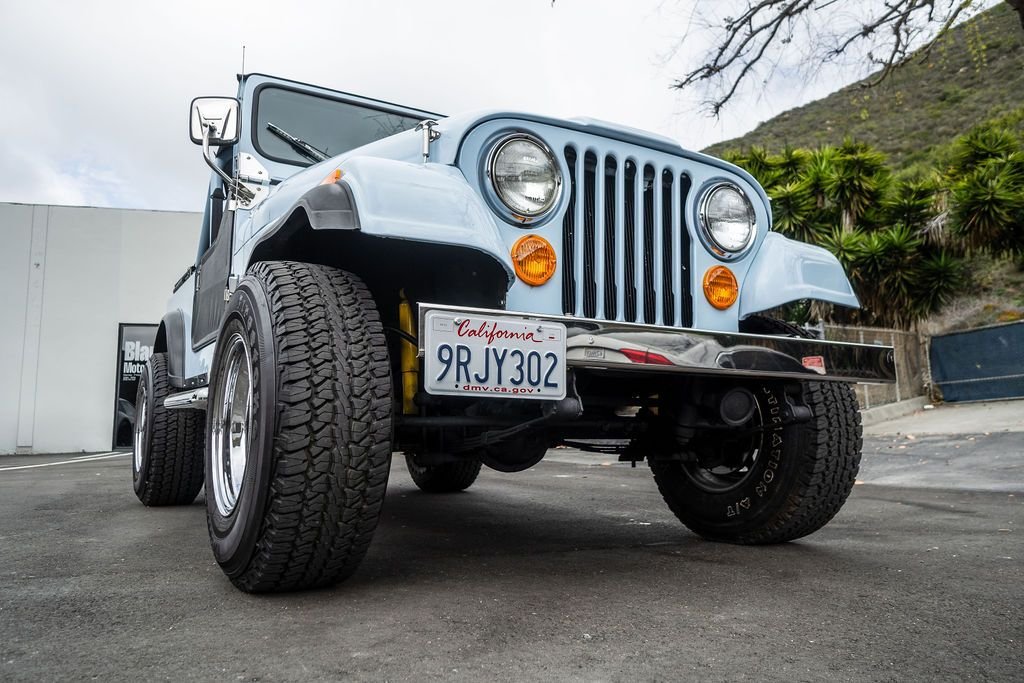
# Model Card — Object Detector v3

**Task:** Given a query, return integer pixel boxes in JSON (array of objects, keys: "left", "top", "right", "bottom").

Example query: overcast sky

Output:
[{"left": 0, "top": 0, "right": 869, "bottom": 212}]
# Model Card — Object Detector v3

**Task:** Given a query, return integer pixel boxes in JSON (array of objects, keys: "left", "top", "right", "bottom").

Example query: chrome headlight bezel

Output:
[
  {"left": 485, "top": 133, "right": 563, "bottom": 223},
  {"left": 697, "top": 181, "right": 758, "bottom": 260}
]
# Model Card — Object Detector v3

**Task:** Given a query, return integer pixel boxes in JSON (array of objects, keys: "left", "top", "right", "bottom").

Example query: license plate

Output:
[{"left": 423, "top": 311, "right": 567, "bottom": 400}]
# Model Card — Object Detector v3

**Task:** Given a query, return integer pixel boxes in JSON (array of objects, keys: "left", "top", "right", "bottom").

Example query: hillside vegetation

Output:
[
  {"left": 705, "top": 3, "right": 1024, "bottom": 173},
  {"left": 704, "top": 3, "right": 1024, "bottom": 332}
]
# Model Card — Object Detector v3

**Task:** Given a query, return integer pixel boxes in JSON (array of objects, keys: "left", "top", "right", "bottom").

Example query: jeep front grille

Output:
[{"left": 561, "top": 146, "right": 692, "bottom": 327}]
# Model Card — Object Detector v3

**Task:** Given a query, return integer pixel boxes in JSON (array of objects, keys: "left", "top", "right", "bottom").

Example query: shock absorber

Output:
[{"left": 398, "top": 290, "right": 418, "bottom": 415}]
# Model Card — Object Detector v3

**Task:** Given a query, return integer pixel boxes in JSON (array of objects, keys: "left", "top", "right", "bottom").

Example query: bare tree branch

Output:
[{"left": 670, "top": 0, "right": 1020, "bottom": 116}]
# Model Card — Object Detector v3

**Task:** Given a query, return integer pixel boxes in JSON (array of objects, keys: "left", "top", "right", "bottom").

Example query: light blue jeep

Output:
[{"left": 131, "top": 73, "right": 894, "bottom": 593}]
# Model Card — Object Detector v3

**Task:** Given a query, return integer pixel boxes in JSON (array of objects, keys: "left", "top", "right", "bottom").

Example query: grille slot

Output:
[
  {"left": 602, "top": 155, "right": 617, "bottom": 319},
  {"left": 562, "top": 146, "right": 692, "bottom": 327}
]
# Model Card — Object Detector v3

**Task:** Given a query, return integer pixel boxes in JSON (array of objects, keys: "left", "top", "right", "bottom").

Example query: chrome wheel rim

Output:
[
  {"left": 211, "top": 333, "right": 253, "bottom": 517},
  {"left": 133, "top": 384, "right": 147, "bottom": 473}
]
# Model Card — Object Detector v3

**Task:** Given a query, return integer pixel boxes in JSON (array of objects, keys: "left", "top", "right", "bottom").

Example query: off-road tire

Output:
[
  {"left": 132, "top": 353, "right": 205, "bottom": 506},
  {"left": 649, "top": 316, "right": 862, "bottom": 544},
  {"left": 205, "top": 261, "right": 392, "bottom": 593},
  {"left": 405, "top": 455, "right": 482, "bottom": 493}
]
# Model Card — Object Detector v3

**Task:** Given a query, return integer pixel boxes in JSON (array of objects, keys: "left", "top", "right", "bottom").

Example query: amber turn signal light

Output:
[
  {"left": 511, "top": 234, "right": 557, "bottom": 286},
  {"left": 703, "top": 265, "right": 738, "bottom": 310},
  {"left": 319, "top": 168, "right": 343, "bottom": 185}
]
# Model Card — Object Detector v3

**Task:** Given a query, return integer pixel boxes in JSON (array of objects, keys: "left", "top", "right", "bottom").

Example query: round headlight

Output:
[
  {"left": 488, "top": 135, "right": 561, "bottom": 218},
  {"left": 700, "top": 183, "right": 756, "bottom": 254}
]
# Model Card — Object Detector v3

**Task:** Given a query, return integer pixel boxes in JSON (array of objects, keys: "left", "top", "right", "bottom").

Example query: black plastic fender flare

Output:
[{"left": 155, "top": 310, "right": 188, "bottom": 389}]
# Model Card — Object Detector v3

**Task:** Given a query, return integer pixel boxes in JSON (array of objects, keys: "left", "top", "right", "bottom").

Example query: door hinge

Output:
[
  {"left": 224, "top": 275, "right": 240, "bottom": 302},
  {"left": 235, "top": 153, "right": 271, "bottom": 209}
]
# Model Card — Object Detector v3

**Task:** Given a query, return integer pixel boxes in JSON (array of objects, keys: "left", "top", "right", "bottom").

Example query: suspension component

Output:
[
  {"left": 719, "top": 387, "right": 757, "bottom": 426},
  {"left": 398, "top": 290, "right": 418, "bottom": 415}
]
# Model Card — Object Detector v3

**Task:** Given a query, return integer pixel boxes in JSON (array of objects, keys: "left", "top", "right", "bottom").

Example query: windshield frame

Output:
[{"left": 250, "top": 82, "right": 439, "bottom": 168}]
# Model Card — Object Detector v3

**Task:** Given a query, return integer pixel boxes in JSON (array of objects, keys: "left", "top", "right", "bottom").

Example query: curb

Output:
[{"left": 860, "top": 396, "right": 931, "bottom": 427}]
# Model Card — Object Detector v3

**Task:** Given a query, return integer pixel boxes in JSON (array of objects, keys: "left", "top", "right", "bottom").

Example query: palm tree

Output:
[
  {"left": 913, "top": 250, "right": 966, "bottom": 320},
  {"left": 773, "top": 146, "right": 809, "bottom": 186},
  {"left": 743, "top": 146, "right": 783, "bottom": 189},
  {"left": 722, "top": 138, "right": 970, "bottom": 327},
  {"left": 883, "top": 178, "right": 937, "bottom": 230},
  {"left": 950, "top": 147, "right": 1024, "bottom": 259},
  {"left": 768, "top": 181, "right": 820, "bottom": 244},
  {"left": 821, "top": 223, "right": 963, "bottom": 328},
  {"left": 825, "top": 139, "right": 891, "bottom": 232},
  {"left": 803, "top": 145, "right": 840, "bottom": 211},
  {"left": 950, "top": 126, "right": 1020, "bottom": 175}
]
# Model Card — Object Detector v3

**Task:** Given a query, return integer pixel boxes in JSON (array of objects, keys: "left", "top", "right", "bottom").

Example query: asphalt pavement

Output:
[{"left": 1, "top": 402, "right": 1022, "bottom": 682}]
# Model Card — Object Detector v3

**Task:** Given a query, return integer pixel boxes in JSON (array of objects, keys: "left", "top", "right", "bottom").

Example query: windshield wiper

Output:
[{"left": 266, "top": 122, "right": 329, "bottom": 163}]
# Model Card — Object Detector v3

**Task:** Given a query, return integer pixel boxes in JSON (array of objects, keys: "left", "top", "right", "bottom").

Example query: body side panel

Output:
[{"left": 165, "top": 274, "right": 214, "bottom": 383}]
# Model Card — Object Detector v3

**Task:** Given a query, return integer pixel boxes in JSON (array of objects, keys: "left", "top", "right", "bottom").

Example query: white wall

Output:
[
  {"left": 0, "top": 205, "right": 34, "bottom": 454},
  {"left": 0, "top": 203, "right": 200, "bottom": 454}
]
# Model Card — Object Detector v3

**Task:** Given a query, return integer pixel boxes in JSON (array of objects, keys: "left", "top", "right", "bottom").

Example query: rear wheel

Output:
[
  {"left": 205, "top": 261, "right": 392, "bottom": 592},
  {"left": 403, "top": 431, "right": 547, "bottom": 492},
  {"left": 132, "top": 353, "right": 204, "bottom": 506},
  {"left": 405, "top": 455, "right": 482, "bottom": 493}
]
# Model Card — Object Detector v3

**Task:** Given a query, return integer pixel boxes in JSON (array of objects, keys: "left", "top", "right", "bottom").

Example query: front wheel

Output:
[
  {"left": 205, "top": 261, "right": 393, "bottom": 592},
  {"left": 650, "top": 380, "right": 862, "bottom": 544}
]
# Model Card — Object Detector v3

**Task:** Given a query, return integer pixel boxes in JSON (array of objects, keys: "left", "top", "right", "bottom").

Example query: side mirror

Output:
[{"left": 189, "top": 96, "right": 240, "bottom": 146}]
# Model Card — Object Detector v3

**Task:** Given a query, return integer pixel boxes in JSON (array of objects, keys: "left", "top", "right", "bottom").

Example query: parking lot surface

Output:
[{"left": 2, "top": 427, "right": 1022, "bottom": 681}]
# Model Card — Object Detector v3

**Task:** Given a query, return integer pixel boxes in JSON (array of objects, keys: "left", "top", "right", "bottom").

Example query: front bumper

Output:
[{"left": 419, "top": 304, "right": 895, "bottom": 384}]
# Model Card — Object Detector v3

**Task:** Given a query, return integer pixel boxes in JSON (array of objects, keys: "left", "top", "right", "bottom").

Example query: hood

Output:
[{"left": 253, "top": 108, "right": 768, "bottom": 225}]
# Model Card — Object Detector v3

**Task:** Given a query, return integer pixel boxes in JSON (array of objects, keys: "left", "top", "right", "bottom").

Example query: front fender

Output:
[
  {"left": 343, "top": 157, "right": 513, "bottom": 283},
  {"left": 249, "top": 157, "right": 514, "bottom": 286},
  {"left": 739, "top": 232, "right": 860, "bottom": 318}
]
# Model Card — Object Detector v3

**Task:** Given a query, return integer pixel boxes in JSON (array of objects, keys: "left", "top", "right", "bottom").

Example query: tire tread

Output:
[
  {"left": 135, "top": 353, "right": 205, "bottom": 506},
  {"left": 228, "top": 261, "right": 391, "bottom": 592},
  {"left": 651, "top": 315, "right": 862, "bottom": 544},
  {"left": 405, "top": 456, "right": 482, "bottom": 493}
]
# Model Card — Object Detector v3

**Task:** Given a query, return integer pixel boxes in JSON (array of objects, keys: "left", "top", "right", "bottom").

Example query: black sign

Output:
[{"left": 112, "top": 323, "right": 158, "bottom": 449}]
